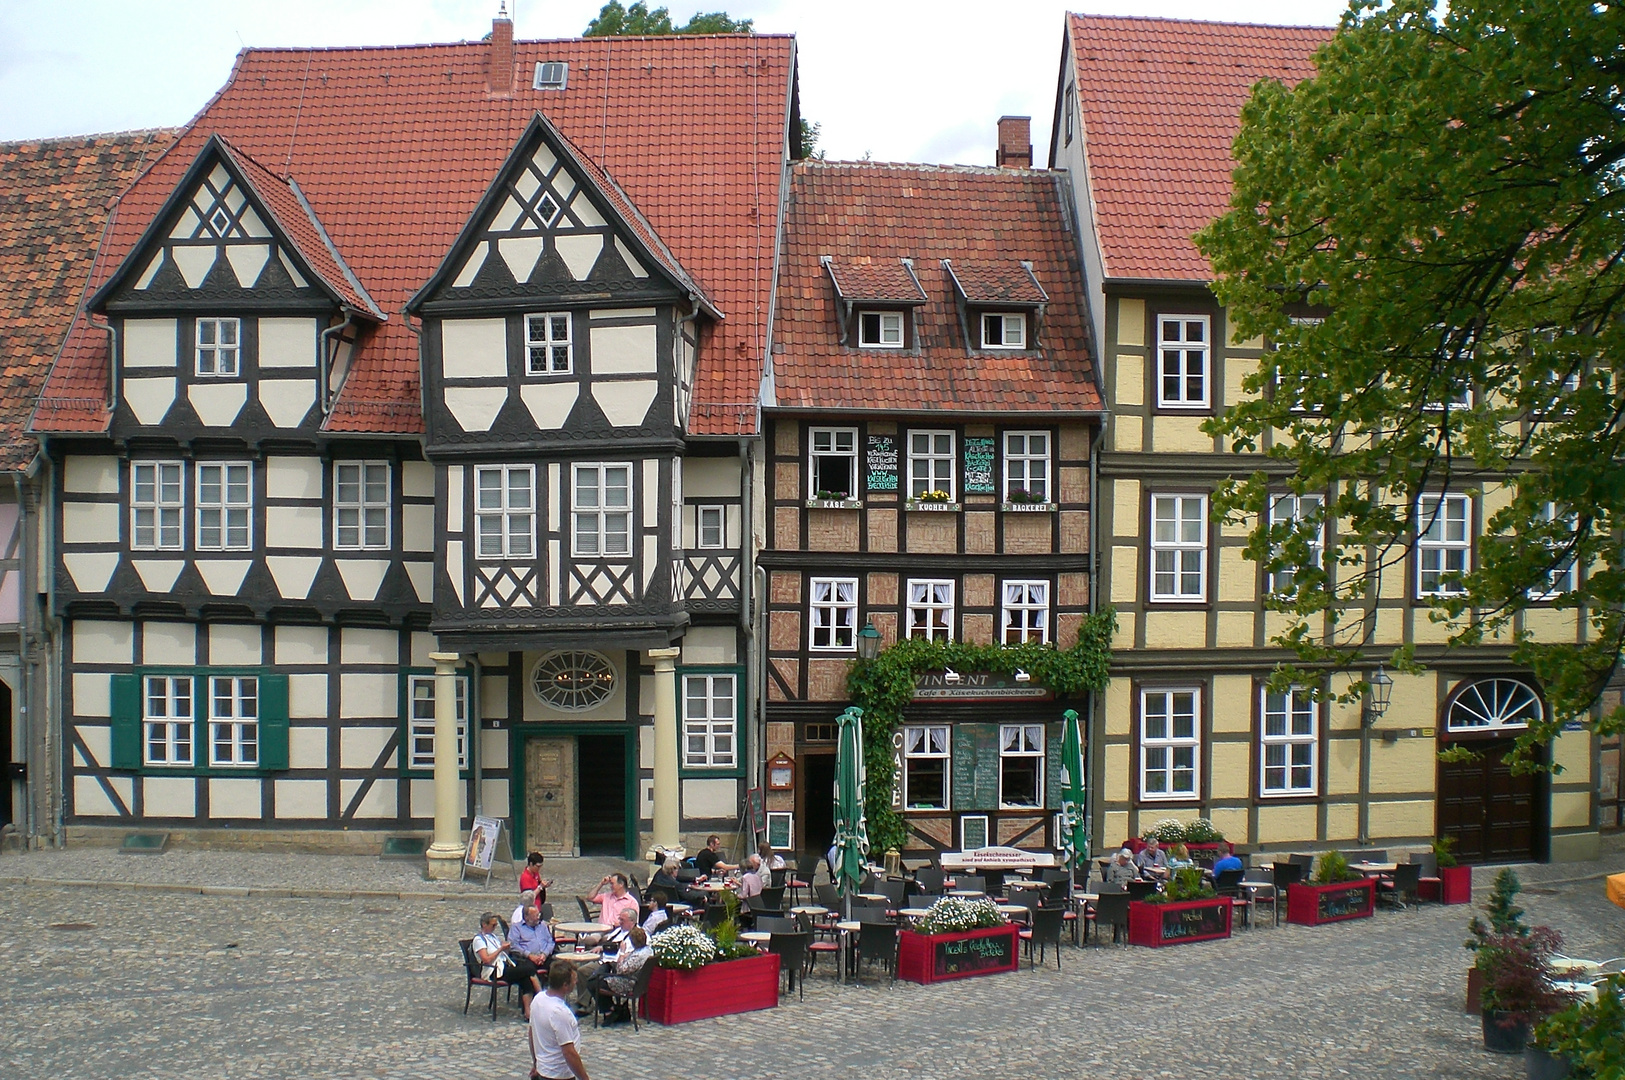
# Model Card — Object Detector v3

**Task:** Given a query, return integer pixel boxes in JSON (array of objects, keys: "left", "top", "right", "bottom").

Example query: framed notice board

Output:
[
  {"left": 866, "top": 434, "right": 898, "bottom": 492},
  {"left": 766, "top": 811, "right": 794, "bottom": 851},
  {"left": 962, "top": 436, "right": 996, "bottom": 494}
]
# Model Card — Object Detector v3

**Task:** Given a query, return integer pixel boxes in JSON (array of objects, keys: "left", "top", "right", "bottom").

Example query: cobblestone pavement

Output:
[{"left": 4, "top": 866, "right": 1622, "bottom": 1080}]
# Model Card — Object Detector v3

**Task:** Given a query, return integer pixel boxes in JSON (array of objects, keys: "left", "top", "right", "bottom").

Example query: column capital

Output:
[
  {"left": 647, "top": 647, "right": 681, "bottom": 670},
  {"left": 429, "top": 651, "right": 459, "bottom": 672}
]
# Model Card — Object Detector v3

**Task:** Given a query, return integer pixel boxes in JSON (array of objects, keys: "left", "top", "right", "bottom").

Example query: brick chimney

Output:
[
  {"left": 488, "top": 12, "right": 514, "bottom": 95},
  {"left": 996, "top": 116, "right": 1032, "bottom": 168}
]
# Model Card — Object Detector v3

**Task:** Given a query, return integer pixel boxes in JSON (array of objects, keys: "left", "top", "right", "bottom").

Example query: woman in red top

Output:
[{"left": 519, "top": 851, "right": 551, "bottom": 903}]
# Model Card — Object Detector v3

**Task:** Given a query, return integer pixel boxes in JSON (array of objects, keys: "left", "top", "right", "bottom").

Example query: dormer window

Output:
[
  {"left": 981, "top": 312, "right": 1026, "bottom": 349},
  {"left": 858, "top": 311, "right": 904, "bottom": 348},
  {"left": 196, "top": 318, "right": 240, "bottom": 377},
  {"left": 526, "top": 313, "right": 572, "bottom": 375}
]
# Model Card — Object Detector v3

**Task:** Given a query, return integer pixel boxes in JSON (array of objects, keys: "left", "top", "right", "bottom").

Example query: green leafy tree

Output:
[
  {"left": 584, "top": 2, "right": 752, "bottom": 37},
  {"left": 799, "top": 118, "right": 824, "bottom": 160},
  {"left": 1194, "top": 0, "right": 1625, "bottom": 765}
]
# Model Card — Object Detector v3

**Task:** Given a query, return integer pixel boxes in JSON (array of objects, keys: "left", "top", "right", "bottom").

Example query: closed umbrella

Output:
[
  {"left": 1059, "top": 708, "right": 1087, "bottom": 877},
  {"left": 833, "top": 705, "right": 869, "bottom": 906}
]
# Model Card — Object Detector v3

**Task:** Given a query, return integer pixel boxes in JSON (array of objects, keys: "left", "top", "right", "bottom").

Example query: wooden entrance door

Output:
[
  {"left": 525, "top": 737, "right": 576, "bottom": 856},
  {"left": 1438, "top": 737, "right": 1536, "bottom": 864}
]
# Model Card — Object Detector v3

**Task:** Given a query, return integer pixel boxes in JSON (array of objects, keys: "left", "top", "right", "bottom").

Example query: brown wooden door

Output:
[
  {"left": 526, "top": 737, "right": 577, "bottom": 856},
  {"left": 1438, "top": 737, "right": 1536, "bottom": 864}
]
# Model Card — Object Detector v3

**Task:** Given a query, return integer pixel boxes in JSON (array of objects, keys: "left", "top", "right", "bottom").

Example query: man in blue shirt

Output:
[
  {"left": 1210, "top": 851, "right": 1244, "bottom": 879},
  {"left": 507, "top": 904, "right": 556, "bottom": 1019}
]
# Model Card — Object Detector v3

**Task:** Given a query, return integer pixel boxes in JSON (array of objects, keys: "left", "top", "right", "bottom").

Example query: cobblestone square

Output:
[{"left": 2, "top": 854, "right": 1621, "bottom": 1079}]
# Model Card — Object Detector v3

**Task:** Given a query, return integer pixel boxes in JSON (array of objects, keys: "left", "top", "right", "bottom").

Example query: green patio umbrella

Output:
[
  {"left": 1059, "top": 708, "right": 1087, "bottom": 877},
  {"left": 832, "top": 705, "right": 869, "bottom": 905}
]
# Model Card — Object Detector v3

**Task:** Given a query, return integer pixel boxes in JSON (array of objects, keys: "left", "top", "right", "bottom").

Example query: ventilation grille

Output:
[{"left": 533, "top": 62, "right": 568, "bottom": 90}]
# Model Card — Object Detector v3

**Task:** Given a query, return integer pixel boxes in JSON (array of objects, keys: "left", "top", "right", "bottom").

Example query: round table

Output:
[
  {"left": 696, "top": 882, "right": 735, "bottom": 892},
  {"left": 740, "top": 931, "right": 771, "bottom": 943},
  {"left": 666, "top": 902, "right": 693, "bottom": 913},
  {"left": 550, "top": 951, "right": 604, "bottom": 1011},
  {"left": 856, "top": 893, "right": 889, "bottom": 902},
  {"left": 555, "top": 921, "right": 610, "bottom": 935},
  {"left": 947, "top": 889, "right": 984, "bottom": 897},
  {"left": 789, "top": 905, "right": 828, "bottom": 916},
  {"left": 898, "top": 907, "right": 932, "bottom": 918}
]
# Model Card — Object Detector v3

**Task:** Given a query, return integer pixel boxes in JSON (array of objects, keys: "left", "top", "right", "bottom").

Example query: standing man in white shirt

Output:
[{"left": 530, "top": 963, "right": 590, "bottom": 1080}]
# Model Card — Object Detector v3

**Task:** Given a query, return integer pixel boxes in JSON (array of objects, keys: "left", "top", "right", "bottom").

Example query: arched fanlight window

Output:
[
  {"left": 1445, "top": 678, "right": 1543, "bottom": 733},
  {"left": 532, "top": 650, "right": 617, "bottom": 711}
]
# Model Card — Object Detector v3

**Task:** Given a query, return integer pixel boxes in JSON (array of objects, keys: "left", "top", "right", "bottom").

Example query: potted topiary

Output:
[
  {"left": 1465, "top": 868, "right": 1530, "bottom": 1014},
  {"left": 1475, "top": 926, "right": 1572, "bottom": 1054},
  {"left": 1128, "top": 867, "right": 1233, "bottom": 947},
  {"left": 1287, "top": 851, "right": 1377, "bottom": 925},
  {"left": 1528, "top": 975, "right": 1624, "bottom": 1080}
]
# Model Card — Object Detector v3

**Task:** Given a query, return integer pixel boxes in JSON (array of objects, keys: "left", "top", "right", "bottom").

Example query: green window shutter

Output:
[
  {"left": 110, "top": 674, "right": 141, "bottom": 769},
  {"left": 259, "top": 673, "right": 290, "bottom": 771}
]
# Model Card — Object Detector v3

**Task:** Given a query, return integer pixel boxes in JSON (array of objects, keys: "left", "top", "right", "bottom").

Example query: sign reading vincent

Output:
[{"left": 912, "top": 671, "right": 1051, "bottom": 700}]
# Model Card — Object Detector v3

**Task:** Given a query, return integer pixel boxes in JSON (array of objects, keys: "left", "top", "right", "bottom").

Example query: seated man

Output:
[
  {"left": 473, "top": 912, "right": 540, "bottom": 1017},
  {"left": 737, "top": 856, "right": 765, "bottom": 900},
  {"left": 1209, "top": 849, "right": 1244, "bottom": 881},
  {"left": 511, "top": 888, "right": 538, "bottom": 928},
  {"left": 650, "top": 858, "right": 683, "bottom": 893},
  {"left": 580, "top": 905, "right": 638, "bottom": 952},
  {"left": 506, "top": 903, "right": 556, "bottom": 1014},
  {"left": 641, "top": 889, "right": 670, "bottom": 936},
  {"left": 590, "top": 873, "right": 640, "bottom": 928},
  {"left": 1134, "top": 838, "right": 1171, "bottom": 881},
  {"left": 584, "top": 928, "right": 653, "bottom": 1023},
  {"left": 694, "top": 834, "right": 737, "bottom": 879},
  {"left": 1103, "top": 848, "right": 1139, "bottom": 887}
]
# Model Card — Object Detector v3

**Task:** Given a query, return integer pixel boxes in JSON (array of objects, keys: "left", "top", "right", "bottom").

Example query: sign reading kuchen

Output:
[
  {"left": 865, "top": 434, "right": 898, "bottom": 492},
  {"left": 912, "top": 671, "right": 1051, "bottom": 700}
]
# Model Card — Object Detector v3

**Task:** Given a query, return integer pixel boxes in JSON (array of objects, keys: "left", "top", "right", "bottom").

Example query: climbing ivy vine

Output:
[{"left": 845, "top": 610, "right": 1116, "bottom": 852}]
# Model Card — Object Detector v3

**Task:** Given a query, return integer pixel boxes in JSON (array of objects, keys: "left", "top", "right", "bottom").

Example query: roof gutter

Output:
[{"left": 319, "top": 311, "right": 353, "bottom": 416}]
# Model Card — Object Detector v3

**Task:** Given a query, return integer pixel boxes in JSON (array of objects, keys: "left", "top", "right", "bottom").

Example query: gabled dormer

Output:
[
  {"left": 411, "top": 112, "right": 716, "bottom": 451},
  {"left": 91, "top": 136, "right": 383, "bottom": 436},
  {"left": 942, "top": 259, "right": 1048, "bottom": 354},
  {"left": 822, "top": 256, "right": 928, "bottom": 351}
]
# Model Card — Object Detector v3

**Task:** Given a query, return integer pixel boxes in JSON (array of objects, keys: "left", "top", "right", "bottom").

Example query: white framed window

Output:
[
  {"left": 474, "top": 464, "right": 536, "bottom": 560},
  {"left": 1150, "top": 494, "right": 1207, "bottom": 601},
  {"left": 858, "top": 310, "right": 903, "bottom": 348},
  {"left": 1003, "top": 431, "right": 1049, "bottom": 502},
  {"left": 407, "top": 674, "right": 469, "bottom": 770},
  {"left": 981, "top": 312, "right": 1026, "bottom": 349},
  {"left": 683, "top": 673, "right": 737, "bottom": 768},
  {"left": 1260, "top": 686, "right": 1318, "bottom": 796},
  {"left": 907, "top": 430, "right": 954, "bottom": 499},
  {"left": 1531, "top": 502, "right": 1577, "bottom": 599},
  {"left": 572, "top": 463, "right": 631, "bottom": 558},
  {"left": 208, "top": 675, "right": 258, "bottom": 768},
  {"left": 809, "top": 577, "right": 858, "bottom": 652},
  {"left": 902, "top": 724, "right": 950, "bottom": 809},
  {"left": 1267, "top": 493, "right": 1323, "bottom": 596},
  {"left": 1141, "top": 687, "right": 1200, "bottom": 801},
  {"left": 1157, "top": 315, "right": 1209, "bottom": 407},
  {"left": 999, "top": 723, "right": 1044, "bottom": 808},
  {"left": 143, "top": 675, "right": 194, "bottom": 767},
  {"left": 1001, "top": 580, "right": 1049, "bottom": 644},
  {"left": 195, "top": 462, "right": 252, "bottom": 550},
  {"left": 1417, "top": 493, "right": 1471, "bottom": 596},
  {"left": 696, "top": 505, "right": 725, "bottom": 550},
  {"left": 960, "top": 813, "right": 989, "bottom": 851},
  {"left": 334, "top": 461, "right": 390, "bottom": 550},
  {"left": 808, "top": 427, "right": 858, "bottom": 499},
  {"left": 1063, "top": 83, "right": 1075, "bottom": 145},
  {"left": 195, "top": 317, "right": 240, "bottom": 377},
  {"left": 525, "top": 312, "right": 572, "bottom": 375},
  {"left": 907, "top": 579, "right": 954, "bottom": 641},
  {"left": 131, "top": 461, "right": 184, "bottom": 550}
]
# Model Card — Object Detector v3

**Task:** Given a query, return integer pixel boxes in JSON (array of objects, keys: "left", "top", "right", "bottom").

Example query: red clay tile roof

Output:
[
  {"left": 945, "top": 259, "right": 1048, "bottom": 305},
  {"left": 824, "top": 258, "right": 927, "bottom": 304},
  {"left": 0, "top": 129, "right": 177, "bottom": 460},
  {"left": 771, "top": 161, "right": 1100, "bottom": 415},
  {"left": 34, "top": 32, "right": 792, "bottom": 436},
  {"left": 1067, "top": 13, "right": 1330, "bottom": 282}
]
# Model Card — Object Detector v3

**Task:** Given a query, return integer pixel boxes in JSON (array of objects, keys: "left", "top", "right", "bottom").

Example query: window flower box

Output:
[
  {"left": 905, "top": 500, "right": 962, "bottom": 512},
  {"left": 1000, "top": 501, "right": 1056, "bottom": 513},
  {"left": 1127, "top": 897, "right": 1233, "bottom": 947},
  {"left": 642, "top": 952, "right": 780, "bottom": 1024},
  {"left": 897, "top": 923, "right": 1020, "bottom": 984},
  {"left": 805, "top": 498, "right": 862, "bottom": 510},
  {"left": 1418, "top": 864, "right": 1472, "bottom": 905},
  {"left": 1286, "top": 878, "right": 1376, "bottom": 925}
]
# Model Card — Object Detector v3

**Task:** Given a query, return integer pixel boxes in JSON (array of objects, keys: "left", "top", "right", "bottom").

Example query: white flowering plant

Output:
[
  {"left": 1143, "top": 818, "right": 1188, "bottom": 843},
  {"left": 650, "top": 924, "right": 719, "bottom": 971},
  {"left": 914, "top": 896, "right": 1003, "bottom": 935}
]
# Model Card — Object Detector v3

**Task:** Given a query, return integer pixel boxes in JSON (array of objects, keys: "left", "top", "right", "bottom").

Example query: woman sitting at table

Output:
[
  {"left": 589, "top": 928, "right": 652, "bottom": 1024},
  {"left": 1166, "top": 843, "right": 1195, "bottom": 872},
  {"left": 651, "top": 858, "right": 683, "bottom": 893}
]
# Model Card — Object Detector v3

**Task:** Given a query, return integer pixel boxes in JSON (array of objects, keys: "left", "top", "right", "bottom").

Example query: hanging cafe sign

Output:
[{"left": 912, "top": 670, "right": 1052, "bottom": 700}]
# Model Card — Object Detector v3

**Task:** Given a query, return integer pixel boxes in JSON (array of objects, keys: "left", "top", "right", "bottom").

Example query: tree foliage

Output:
[
  {"left": 1195, "top": 0, "right": 1625, "bottom": 763},
  {"left": 584, "top": 1, "right": 753, "bottom": 36}
]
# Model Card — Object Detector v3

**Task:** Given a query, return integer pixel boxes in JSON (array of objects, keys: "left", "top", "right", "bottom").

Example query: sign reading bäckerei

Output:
[{"left": 912, "top": 671, "right": 1052, "bottom": 700}]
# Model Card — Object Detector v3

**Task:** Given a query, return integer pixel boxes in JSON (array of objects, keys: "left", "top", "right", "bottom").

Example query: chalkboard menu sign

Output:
[
  {"left": 1159, "top": 901, "right": 1228, "bottom": 942},
  {"left": 934, "top": 928, "right": 1016, "bottom": 978},
  {"left": 866, "top": 434, "right": 898, "bottom": 492},
  {"left": 963, "top": 436, "right": 996, "bottom": 494},
  {"left": 1317, "top": 883, "right": 1373, "bottom": 921}
]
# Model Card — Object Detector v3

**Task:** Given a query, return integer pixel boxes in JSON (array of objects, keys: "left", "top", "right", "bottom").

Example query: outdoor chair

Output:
[
  {"left": 701, "top": 904, "right": 729, "bottom": 929},
  {"left": 755, "top": 916, "right": 797, "bottom": 934},
  {"left": 1288, "top": 853, "right": 1315, "bottom": 878},
  {"left": 796, "top": 910, "right": 842, "bottom": 976},
  {"left": 854, "top": 921, "right": 898, "bottom": 979},
  {"left": 1094, "top": 880, "right": 1127, "bottom": 894},
  {"left": 914, "top": 867, "right": 946, "bottom": 895},
  {"left": 759, "top": 885, "right": 787, "bottom": 912},
  {"left": 789, "top": 854, "right": 821, "bottom": 905},
  {"left": 1410, "top": 852, "right": 1440, "bottom": 903},
  {"left": 576, "top": 896, "right": 595, "bottom": 921},
  {"left": 956, "top": 874, "right": 986, "bottom": 895},
  {"left": 860, "top": 872, "right": 882, "bottom": 894},
  {"left": 1085, "top": 892, "right": 1131, "bottom": 945},
  {"left": 676, "top": 867, "right": 700, "bottom": 884},
  {"left": 537, "top": 902, "right": 554, "bottom": 922},
  {"left": 1125, "top": 880, "right": 1158, "bottom": 902},
  {"left": 592, "top": 958, "right": 654, "bottom": 1032},
  {"left": 769, "top": 867, "right": 788, "bottom": 890},
  {"left": 878, "top": 879, "right": 907, "bottom": 908},
  {"left": 1377, "top": 862, "right": 1422, "bottom": 911},
  {"left": 814, "top": 884, "right": 840, "bottom": 910},
  {"left": 1214, "top": 869, "right": 1249, "bottom": 929},
  {"left": 1020, "top": 906, "right": 1066, "bottom": 970},
  {"left": 458, "top": 938, "right": 510, "bottom": 1021},
  {"left": 767, "top": 932, "right": 810, "bottom": 999}
]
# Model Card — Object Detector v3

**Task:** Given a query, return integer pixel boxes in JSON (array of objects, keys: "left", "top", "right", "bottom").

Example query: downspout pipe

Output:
[
  {"left": 737, "top": 437, "right": 758, "bottom": 794},
  {"left": 471, "top": 653, "right": 483, "bottom": 820},
  {"left": 42, "top": 445, "right": 62, "bottom": 847},
  {"left": 90, "top": 317, "right": 119, "bottom": 415},
  {"left": 11, "top": 471, "right": 28, "bottom": 843},
  {"left": 319, "top": 311, "right": 354, "bottom": 415}
]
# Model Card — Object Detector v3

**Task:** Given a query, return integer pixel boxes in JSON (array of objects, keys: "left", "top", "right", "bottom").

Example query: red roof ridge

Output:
[
  {"left": 797, "top": 159, "right": 1056, "bottom": 176},
  {"left": 0, "top": 126, "right": 180, "bottom": 151},
  {"left": 231, "top": 31, "right": 796, "bottom": 58},
  {"left": 1068, "top": 11, "right": 1336, "bottom": 33}
]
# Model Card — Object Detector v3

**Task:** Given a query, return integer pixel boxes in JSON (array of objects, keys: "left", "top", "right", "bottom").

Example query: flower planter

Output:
[
  {"left": 905, "top": 500, "right": 961, "bottom": 512},
  {"left": 1482, "top": 1009, "right": 1530, "bottom": 1055},
  {"left": 642, "top": 952, "right": 780, "bottom": 1025},
  {"left": 1420, "top": 864, "right": 1473, "bottom": 905},
  {"left": 1286, "top": 879, "right": 1376, "bottom": 925},
  {"left": 1524, "top": 1046, "right": 1572, "bottom": 1080},
  {"left": 897, "top": 924, "right": 1020, "bottom": 984},
  {"left": 1000, "top": 502, "right": 1056, "bottom": 513},
  {"left": 806, "top": 498, "right": 861, "bottom": 510},
  {"left": 1127, "top": 897, "right": 1233, "bottom": 947}
]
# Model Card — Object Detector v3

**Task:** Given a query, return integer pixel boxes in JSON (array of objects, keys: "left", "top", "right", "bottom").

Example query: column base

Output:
[{"left": 425, "top": 843, "right": 465, "bottom": 881}]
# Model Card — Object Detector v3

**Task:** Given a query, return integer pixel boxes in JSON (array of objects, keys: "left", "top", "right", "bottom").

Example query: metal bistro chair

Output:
[
  {"left": 854, "top": 920, "right": 899, "bottom": 980},
  {"left": 796, "top": 909, "right": 842, "bottom": 976},
  {"left": 1377, "top": 862, "right": 1423, "bottom": 912},
  {"left": 1214, "top": 868, "right": 1249, "bottom": 929},
  {"left": 1410, "top": 852, "right": 1441, "bottom": 904},
  {"left": 769, "top": 867, "right": 788, "bottom": 890},
  {"left": 914, "top": 866, "right": 946, "bottom": 895},
  {"left": 768, "top": 932, "right": 810, "bottom": 1000},
  {"left": 459, "top": 938, "right": 510, "bottom": 1021},
  {"left": 593, "top": 958, "right": 654, "bottom": 1032},
  {"left": 759, "top": 885, "right": 787, "bottom": 913},
  {"left": 1085, "top": 892, "right": 1131, "bottom": 946},
  {"left": 956, "top": 874, "right": 987, "bottom": 896},
  {"left": 1020, "top": 906, "right": 1066, "bottom": 970}
]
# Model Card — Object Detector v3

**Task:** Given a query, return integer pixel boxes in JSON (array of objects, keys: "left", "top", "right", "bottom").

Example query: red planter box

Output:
[
  {"left": 1286, "top": 879, "right": 1376, "bottom": 925},
  {"left": 897, "top": 924, "right": 1020, "bottom": 984},
  {"left": 641, "top": 952, "right": 780, "bottom": 1025},
  {"left": 1127, "top": 897, "right": 1234, "bottom": 947},
  {"left": 1124, "top": 838, "right": 1234, "bottom": 857},
  {"left": 1419, "top": 865, "right": 1472, "bottom": 905}
]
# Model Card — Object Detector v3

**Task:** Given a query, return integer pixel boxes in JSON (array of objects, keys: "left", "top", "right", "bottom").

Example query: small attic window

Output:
[
  {"left": 534, "top": 62, "right": 569, "bottom": 90},
  {"left": 981, "top": 312, "right": 1027, "bottom": 350}
]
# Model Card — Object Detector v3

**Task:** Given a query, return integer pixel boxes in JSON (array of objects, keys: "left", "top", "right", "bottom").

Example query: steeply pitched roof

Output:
[
  {"left": 35, "top": 31, "right": 793, "bottom": 436},
  {"left": 0, "top": 129, "right": 176, "bottom": 462},
  {"left": 1067, "top": 13, "right": 1330, "bottom": 282},
  {"left": 771, "top": 161, "right": 1100, "bottom": 415}
]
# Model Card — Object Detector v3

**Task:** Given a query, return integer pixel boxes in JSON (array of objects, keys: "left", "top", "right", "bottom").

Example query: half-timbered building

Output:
[
  {"left": 31, "top": 16, "right": 795, "bottom": 860},
  {"left": 760, "top": 138, "right": 1104, "bottom": 858}
]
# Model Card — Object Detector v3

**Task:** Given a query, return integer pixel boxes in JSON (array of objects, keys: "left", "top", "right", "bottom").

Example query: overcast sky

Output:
[{"left": 0, "top": 0, "right": 1347, "bottom": 165}]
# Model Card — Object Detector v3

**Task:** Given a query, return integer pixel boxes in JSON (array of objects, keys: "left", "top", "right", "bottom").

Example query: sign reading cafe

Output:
[{"left": 912, "top": 671, "right": 1051, "bottom": 700}]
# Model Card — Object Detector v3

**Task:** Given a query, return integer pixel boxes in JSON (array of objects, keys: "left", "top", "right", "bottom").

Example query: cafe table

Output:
[
  {"left": 550, "top": 950, "right": 604, "bottom": 1011},
  {"left": 695, "top": 881, "right": 735, "bottom": 893},
  {"left": 556, "top": 921, "right": 611, "bottom": 935},
  {"left": 947, "top": 889, "right": 985, "bottom": 898},
  {"left": 835, "top": 921, "right": 862, "bottom": 985},
  {"left": 897, "top": 907, "right": 932, "bottom": 919},
  {"left": 1348, "top": 862, "right": 1398, "bottom": 876},
  {"left": 789, "top": 905, "right": 828, "bottom": 917},
  {"left": 856, "top": 892, "right": 889, "bottom": 902},
  {"left": 1005, "top": 879, "right": 1048, "bottom": 891},
  {"left": 995, "top": 903, "right": 1032, "bottom": 925},
  {"left": 740, "top": 931, "right": 771, "bottom": 944}
]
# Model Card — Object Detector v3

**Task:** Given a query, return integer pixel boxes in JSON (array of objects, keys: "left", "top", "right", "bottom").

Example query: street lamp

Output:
[
  {"left": 856, "top": 621, "right": 882, "bottom": 660},
  {"left": 1362, "top": 665, "right": 1393, "bottom": 727}
]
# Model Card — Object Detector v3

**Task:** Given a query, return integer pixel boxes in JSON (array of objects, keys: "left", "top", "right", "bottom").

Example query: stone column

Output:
[
  {"left": 424, "top": 651, "right": 464, "bottom": 880},
  {"left": 649, "top": 647, "right": 682, "bottom": 851}
]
